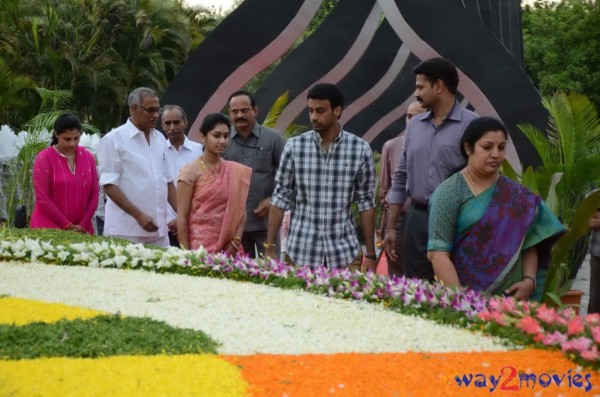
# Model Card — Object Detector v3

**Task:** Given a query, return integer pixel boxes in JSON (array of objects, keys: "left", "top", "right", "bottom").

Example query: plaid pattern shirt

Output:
[{"left": 271, "top": 129, "right": 376, "bottom": 268}]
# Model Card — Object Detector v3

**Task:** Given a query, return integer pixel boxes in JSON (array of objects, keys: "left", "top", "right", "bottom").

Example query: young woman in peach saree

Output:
[{"left": 177, "top": 113, "right": 251, "bottom": 255}]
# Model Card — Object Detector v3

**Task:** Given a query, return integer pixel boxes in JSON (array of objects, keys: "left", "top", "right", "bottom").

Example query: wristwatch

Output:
[{"left": 364, "top": 253, "right": 377, "bottom": 260}]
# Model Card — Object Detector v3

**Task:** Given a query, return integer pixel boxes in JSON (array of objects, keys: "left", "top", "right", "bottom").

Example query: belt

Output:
[{"left": 412, "top": 201, "right": 429, "bottom": 212}]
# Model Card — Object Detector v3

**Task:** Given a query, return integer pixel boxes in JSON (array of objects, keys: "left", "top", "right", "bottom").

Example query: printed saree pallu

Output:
[
  {"left": 186, "top": 159, "right": 251, "bottom": 253},
  {"left": 451, "top": 176, "right": 564, "bottom": 294}
]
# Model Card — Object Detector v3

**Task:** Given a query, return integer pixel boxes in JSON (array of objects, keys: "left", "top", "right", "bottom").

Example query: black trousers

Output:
[
  {"left": 402, "top": 205, "right": 435, "bottom": 282},
  {"left": 241, "top": 230, "right": 280, "bottom": 259},
  {"left": 168, "top": 231, "right": 180, "bottom": 248}
]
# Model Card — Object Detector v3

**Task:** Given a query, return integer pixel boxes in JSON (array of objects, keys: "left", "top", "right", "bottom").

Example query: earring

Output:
[{"left": 466, "top": 151, "right": 471, "bottom": 155}]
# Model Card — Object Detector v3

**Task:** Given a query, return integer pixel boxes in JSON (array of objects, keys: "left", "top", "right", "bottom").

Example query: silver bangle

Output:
[{"left": 522, "top": 275, "right": 536, "bottom": 289}]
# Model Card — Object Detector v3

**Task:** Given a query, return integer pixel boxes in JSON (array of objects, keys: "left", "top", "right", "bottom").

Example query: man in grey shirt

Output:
[
  {"left": 223, "top": 90, "right": 286, "bottom": 257},
  {"left": 384, "top": 57, "right": 478, "bottom": 281}
]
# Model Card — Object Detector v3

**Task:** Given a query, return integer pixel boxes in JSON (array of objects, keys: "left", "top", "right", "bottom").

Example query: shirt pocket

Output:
[{"left": 254, "top": 150, "right": 272, "bottom": 173}]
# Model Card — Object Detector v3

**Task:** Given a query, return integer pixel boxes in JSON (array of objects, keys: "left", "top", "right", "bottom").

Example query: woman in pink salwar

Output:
[
  {"left": 177, "top": 113, "right": 251, "bottom": 255},
  {"left": 30, "top": 113, "right": 99, "bottom": 234}
]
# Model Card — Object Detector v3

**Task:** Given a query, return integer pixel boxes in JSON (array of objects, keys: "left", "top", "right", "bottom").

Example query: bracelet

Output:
[
  {"left": 230, "top": 240, "right": 241, "bottom": 250},
  {"left": 232, "top": 236, "right": 241, "bottom": 241},
  {"left": 263, "top": 242, "right": 277, "bottom": 249},
  {"left": 522, "top": 275, "right": 536, "bottom": 289},
  {"left": 364, "top": 253, "right": 377, "bottom": 260}
]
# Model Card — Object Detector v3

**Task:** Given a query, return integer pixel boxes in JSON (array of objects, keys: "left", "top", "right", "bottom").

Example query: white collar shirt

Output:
[
  {"left": 97, "top": 119, "right": 171, "bottom": 238},
  {"left": 165, "top": 136, "right": 203, "bottom": 221}
]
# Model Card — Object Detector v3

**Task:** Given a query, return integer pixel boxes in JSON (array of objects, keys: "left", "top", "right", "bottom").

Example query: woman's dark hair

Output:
[
  {"left": 51, "top": 113, "right": 82, "bottom": 145},
  {"left": 460, "top": 117, "right": 509, "bottom": 159},
  {"left": 199, "top": 113, "right": 231, "bottom": 135}
]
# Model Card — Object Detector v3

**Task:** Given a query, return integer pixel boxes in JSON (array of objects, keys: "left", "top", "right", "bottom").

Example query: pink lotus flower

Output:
[
  {"left": 533, "top": 333, "right": 545, "bottom": 343},
  {"left": 561, "top": 336, "right": 593, "bottom": 353},
  {"left": 586, "top": 313, "right": 600, "bottom": 326},
  {"left": 535, "top": 304, "right": 558, "bottom": 325},
  {"left": 516, "top": 316, "right": 542, "bottom": 335},
  {"left": 520, "top": 300, "right": 533, "bottom": 314},
  {"left": 580, "top": 345, "right": 599, "bottom": 361},
  {"left": 499, "top": 297, "right": 518, "bottom": 314},
  {"left": 567, "top": 316, "right": 585, "bottom": 336},
  {"left": 478, "top": 310, "right": 491, "bottom": 321},
  {"left": 490, "top": 311, "right": 509, "bottom": 327},
  {"left": 590, "top": 326, "right": 600, "bottom": 344},
  {"left": 541, "top": 331, "right": 568, "bottom": 346}
]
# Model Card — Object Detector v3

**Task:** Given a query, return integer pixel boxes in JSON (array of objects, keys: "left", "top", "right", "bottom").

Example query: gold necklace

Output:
[
  {"left": 53, "top": 145, "right": 76, "bottom": 173},
  {"left": 200, "top": 155, "right": 220, "bottom": 177},
  {"left": 53, "top": 145, "right": 75, "bottom": 159},
  {"left": 464, "top": 167, "right": 479, "bottom": 196}
]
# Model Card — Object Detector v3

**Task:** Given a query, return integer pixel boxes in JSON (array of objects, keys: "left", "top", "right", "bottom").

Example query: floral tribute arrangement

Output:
[{"left": 0, "top": 231, "right": 599, "bottom": 396}]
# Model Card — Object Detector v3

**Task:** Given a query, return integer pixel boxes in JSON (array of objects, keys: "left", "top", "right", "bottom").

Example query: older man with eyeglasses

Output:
[{"left": 97, "top": 87, "right": 177, "bottom": 247}]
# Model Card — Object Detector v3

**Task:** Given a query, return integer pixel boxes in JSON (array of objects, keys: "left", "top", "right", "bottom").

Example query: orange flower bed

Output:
[{"left": 225, "top": 350, "right": 600, "bottom": 396}]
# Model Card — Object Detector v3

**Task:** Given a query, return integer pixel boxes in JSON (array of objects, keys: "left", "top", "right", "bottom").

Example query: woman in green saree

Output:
[{"left": 427, "top": 117, "right": 565, "bottom": 300}]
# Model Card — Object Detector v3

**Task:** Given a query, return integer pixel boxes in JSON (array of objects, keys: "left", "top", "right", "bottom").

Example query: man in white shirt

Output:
[
  {"left": 97, "top": 87, "right": 177, "bottom": 247},
  {"left": 161, "top": 104, "right": 203, "bottom": 246}
]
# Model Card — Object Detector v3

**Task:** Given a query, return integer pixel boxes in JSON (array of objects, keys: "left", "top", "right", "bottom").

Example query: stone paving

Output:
[{"left": 572, "top": 254, "right": 592, "bottom": 316}]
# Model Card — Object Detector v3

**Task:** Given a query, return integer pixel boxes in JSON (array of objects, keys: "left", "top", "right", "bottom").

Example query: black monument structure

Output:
[{"left": 162, "top": 0, "right": 544, "bottom": 169}]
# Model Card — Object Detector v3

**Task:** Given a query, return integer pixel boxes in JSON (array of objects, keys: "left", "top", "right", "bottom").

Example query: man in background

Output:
[
  {"left": 377, "top": 101, "right": 425, "bottom": 276},
  {"left": 223, "top": 90, "right": 286, "bottom": 257},
  {"left": 97, "top": 87, "right": 176, "bottom": 247},
  {"left": 162, "top": 104, "right": 203, "bottom": 246},
  {"left": 384, "top": 58, "right": 478, "bottom": 281}
]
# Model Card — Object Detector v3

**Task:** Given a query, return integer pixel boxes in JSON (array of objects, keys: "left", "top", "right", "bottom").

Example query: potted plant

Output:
[
  {"left": 544, "top": 190, "right": 600, "bottom": 308},
  {"left": 505, "top": 93, "right": 600, "bottom": 305}
]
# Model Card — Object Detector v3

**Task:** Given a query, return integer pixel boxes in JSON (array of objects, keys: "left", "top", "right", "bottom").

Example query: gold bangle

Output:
[
  {"left": 263, "top": 242, "right": 276, "bottom": 249},
  {"left": 230, "top": 240, "right": 240, "bottom": 250},
  {"left": 232, "top": 236, "right": 241, "bottom": 241}
]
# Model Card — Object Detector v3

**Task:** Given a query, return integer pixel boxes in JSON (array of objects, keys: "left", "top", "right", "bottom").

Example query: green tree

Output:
[
  {"left": 516, "top": 93, "right": 600, "bottom": 285},
  {"left": 184, "top": 5, "right": 222, "bottom": 50},
  {"left": 0, "top": 58, "right": 38, "bottom": 128},
  {"left": 522, "top": 0, "right": 600, "bottom": 109},
  {"left": 518, "top": 93, "right": 600, "bottom": 225},
  {"left": 0, "top": 0, "right": 221, "bottom": 132}
]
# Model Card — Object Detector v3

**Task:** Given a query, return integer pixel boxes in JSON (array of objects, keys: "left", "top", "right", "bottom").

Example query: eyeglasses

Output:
[{"left": 137, "top": 104, "right": 161, "bottom": 114}]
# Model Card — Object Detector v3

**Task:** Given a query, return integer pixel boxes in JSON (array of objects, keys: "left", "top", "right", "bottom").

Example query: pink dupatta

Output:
[{"left": 184, "top": 159, "right": 251, "bottom": 253}]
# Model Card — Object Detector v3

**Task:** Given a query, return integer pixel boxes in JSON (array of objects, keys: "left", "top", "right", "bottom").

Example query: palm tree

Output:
[
  {"left": 0, "top": 58, "right": 38, "bottom": 128},
  {"left": 0, "top": 0, "right": 215, "bottom": 132},
  {"left": 262, "top": 91, "right": 306, "bottom": 139},
  {"left": 518, "top": 93, "right": 600, "bottom": 224},
  {"left": 183, "top": 4, "right": 221, "bottom": 49},
  {"left": 517, "top": 92, "right": 600, "bottom": 283}
]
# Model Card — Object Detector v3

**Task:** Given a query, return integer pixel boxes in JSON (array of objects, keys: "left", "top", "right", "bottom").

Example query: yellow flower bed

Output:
[
  {"left": 2, "top": 291, "right": 599, "bottom": 396},
  {"left": 0, "top": 297, "right": 106, "bottom": 326},
  {"left": 0, "top": 297, "right": 247, "bottom": 396},
  {"left": 0, "top": 355, "right": 247, "bottom": 397}
]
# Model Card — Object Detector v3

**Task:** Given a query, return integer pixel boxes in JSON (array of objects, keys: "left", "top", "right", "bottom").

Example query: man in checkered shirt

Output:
[{"left": 264, "top": 83, "right": 377, "bottom": 271}]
